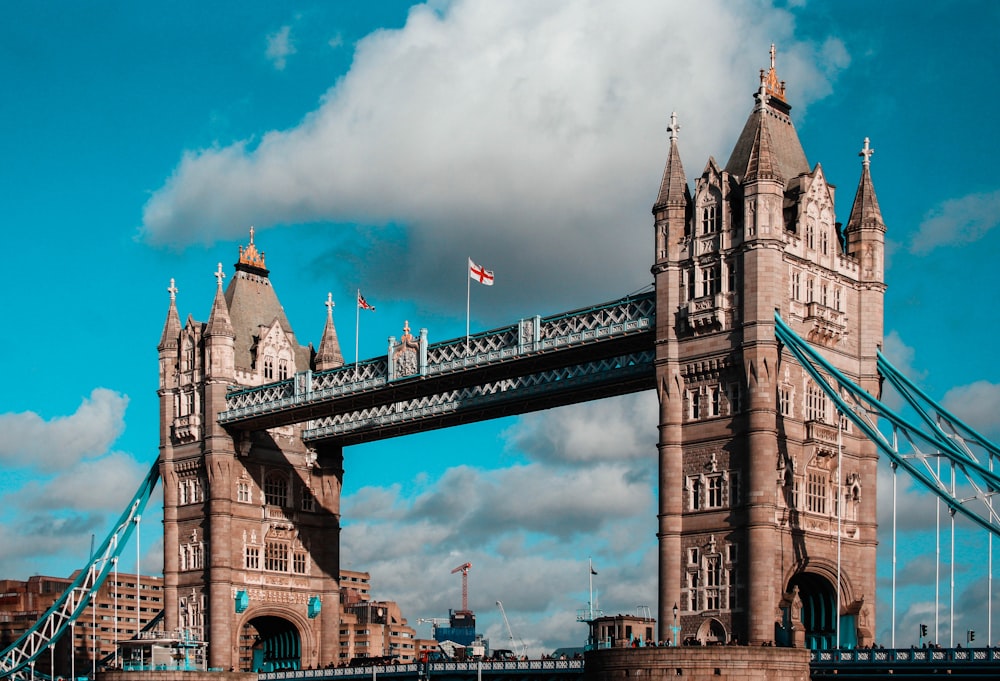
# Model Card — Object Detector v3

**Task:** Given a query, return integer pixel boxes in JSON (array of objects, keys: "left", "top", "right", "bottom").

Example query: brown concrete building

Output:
[
  {"left": 337, "top": 570, "right": 418, "bottom": 665},
  {"left": 0, "top": 572, "right": 163, "bottom": 677},
  {"left": 158, "top": 231, "right": 345, "bottom": 671},
  {"left": 651, "top": 47, "right": 884, "bottom": 647}
]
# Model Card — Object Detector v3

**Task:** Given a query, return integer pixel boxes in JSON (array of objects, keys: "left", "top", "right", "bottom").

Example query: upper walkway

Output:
[{"left": 219, "top": 292, "right": 656, "bottom": 444}]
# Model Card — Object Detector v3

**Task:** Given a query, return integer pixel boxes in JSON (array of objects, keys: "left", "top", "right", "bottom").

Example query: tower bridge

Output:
[{"left": 11, "top": 47, "right": 999, "bottom": 680}]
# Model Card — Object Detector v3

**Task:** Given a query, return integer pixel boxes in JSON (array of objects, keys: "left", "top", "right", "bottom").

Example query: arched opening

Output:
[
  {"left": 787, "top": 572, "right": 837, "bottom": 650},
  {"left": 695, "top": 618, "right": 728, "bottom": 645},
  {"left": 242, "top": 616, "right": 301, "bottom": 672}
]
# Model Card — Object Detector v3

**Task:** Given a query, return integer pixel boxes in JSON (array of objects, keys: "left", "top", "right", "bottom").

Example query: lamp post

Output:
[{"left": 671, "top": 603, "right": 680, "bottom": 647}]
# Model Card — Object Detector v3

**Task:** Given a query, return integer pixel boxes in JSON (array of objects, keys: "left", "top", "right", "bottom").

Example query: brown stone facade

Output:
[
  {"left": 158, "top": 233, "right": 344, "bottom": 670},
  {"left": 584, "top": 647, "right": 810, "bottom": 681},
  {"left": 651, "top": 53, "right": 884, "bottom": 646}
]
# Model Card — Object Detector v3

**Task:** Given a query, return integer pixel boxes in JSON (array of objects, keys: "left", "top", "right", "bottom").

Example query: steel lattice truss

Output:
[
  {"left": 220, "top": 292, "right": 656, "bottom": 434},
  {"left": 304, "top": 351, "right": 655, "bottom": 445},
  {"left": 775, "top": 313, "right": 1000, "bottom": 537},
  {"left": 0, "top": 464, "right": 160, "bottom": 680}
]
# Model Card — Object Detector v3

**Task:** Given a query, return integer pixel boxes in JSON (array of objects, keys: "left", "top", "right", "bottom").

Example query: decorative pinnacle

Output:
[
  {"left": 325, "top": 292, "right": 335, "bottom": 317},
  {"left": 859, "top": 137, "right": 874, "bottom": 166},
  {"left": 214, "top": 262, "right": 225, "bottom": 288},
  {"left": 167, "top": 278, "right": 178, "bottom": 302},
  {"left": 755, "top": 70, "right": 768, "bottom": 111},
  {"left": 667, "top": 111, "right": 680, "bottom": 142},
  {"left": 238, "top": 225, "right": 267, "bottom": 269}
]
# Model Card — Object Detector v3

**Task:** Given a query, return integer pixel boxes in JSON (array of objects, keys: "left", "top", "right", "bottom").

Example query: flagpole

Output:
[
  {"left": 466, "top": 258, "right": 471, "bottom": 355},
  {"left": 355, "top": 288, "right": 361, "bottom": 369}
]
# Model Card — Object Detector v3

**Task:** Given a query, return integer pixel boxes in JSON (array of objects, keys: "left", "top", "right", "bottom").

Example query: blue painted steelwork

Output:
[
  {"left": 220, "top": 292, "right": 655, "bottom": 427},
  {"left": 0, "top": 463, "right": 160, "bottom": 680},
  {"left": 775, "top": 313, "right": 1000, "bottom": 537}
]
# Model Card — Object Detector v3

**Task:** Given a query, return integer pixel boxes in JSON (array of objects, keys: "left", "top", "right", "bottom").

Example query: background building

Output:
[{"left": 0, "top": 572, "right": 162, "bottom": 677}]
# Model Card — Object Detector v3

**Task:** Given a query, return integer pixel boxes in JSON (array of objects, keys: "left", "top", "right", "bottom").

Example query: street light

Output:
[{"left": 672, "top": 603, "right": 680, "bottom": 647}]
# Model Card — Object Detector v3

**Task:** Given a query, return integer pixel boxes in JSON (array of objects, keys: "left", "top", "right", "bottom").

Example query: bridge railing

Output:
[
  {"left": 220, "top": 291, "right": 654, "bottom": 423},
  {"left": 259, "top": 659, "right": 585, "bottom": 680},
  {"left": 811, "top": 647, "right": 1000, "bottom": 665}
]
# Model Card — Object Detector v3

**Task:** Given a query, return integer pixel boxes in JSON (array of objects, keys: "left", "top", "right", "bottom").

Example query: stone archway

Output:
[
  {"left": 242, "top": 615, "right": 301, "bottom": 672},
  {"left": 695, "top": 618, "right": 728, "bottom": 645},
  {"left": 786, "top": 573, "right": 837, "bottom": 650}
]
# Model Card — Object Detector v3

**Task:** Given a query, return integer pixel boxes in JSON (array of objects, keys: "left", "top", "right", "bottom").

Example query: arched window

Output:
[
  {"left": 263, "top": 357, "right": 274, "bottom": 380},
  {"left": 264, "top": 473, "right": 288, "bottom": 507}
]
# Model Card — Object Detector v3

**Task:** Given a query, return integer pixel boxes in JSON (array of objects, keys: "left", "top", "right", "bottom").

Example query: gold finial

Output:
[
  {"left": 238, "top": 225, "right": 267, "bottom": 269},
  {"left": 402, "top": 320, "right": 413, "bottom": 341},
  {"left": 764, "top": 43, "right": 786, "bottom": 103}
]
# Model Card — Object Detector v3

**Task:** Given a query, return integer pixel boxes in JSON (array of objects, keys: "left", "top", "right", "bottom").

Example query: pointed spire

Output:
[
  {"left": 846, "top": 137, "right": 885, "bottom": 235},
  {"left": 742, "top": 100, "right": 782, "bottom": 184},
  {"left": 725, "top": 45, "right": 808, "bottom": 180},
  {"left": 315, "top": 292, "right": 344, "bottom": 371},
  {"left": 205, "top": 262, "right": 235, "bottom": 338},
  {"left": 158, "top": 278, "right": 182, "bottom": 351},
  {"left": 653, "top": 111, "right": 690, "bottom": 210}
]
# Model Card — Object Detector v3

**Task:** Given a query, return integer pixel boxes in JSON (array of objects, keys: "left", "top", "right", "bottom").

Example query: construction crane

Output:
[
  {"left": 451, "top": 562, "right": 472, "bottom": 612},
  {"left": 496, "top": 601, "right": 527, "bottom": 658},
  {"left": 417, "top": 617, "right": 450, "bottom": 634}
]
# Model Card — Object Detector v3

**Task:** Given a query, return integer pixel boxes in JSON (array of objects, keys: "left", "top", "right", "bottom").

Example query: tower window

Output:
[
  {"left": 264, "top": 542, "right": 289, "bottom": 572},
  {"left": 301, "top": 487, "right": 316, "bottom": 512},
  {"left": 701, "top": 204, "right": 717, "bottom": 234},
  {"left": 237, "top": 481, "right": 251, "bottom": 503},
  {"left": 245, "top": 546, "right": 260, "bottom": 570},
  {"left": 278, "top": 358, "right": 289, "bottom": 380},
  {"left": 263, "top": 357, "right": 274, "bottom": 380},
  {"left": 806, "top": 471, "right": 828, "bottom": 514},
  {"left": 264, "top": 473, "right": 288, "bottom": 507}
]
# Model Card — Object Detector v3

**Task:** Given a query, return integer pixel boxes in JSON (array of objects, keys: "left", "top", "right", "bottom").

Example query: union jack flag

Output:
[{"left": 357, "top": 291, "right": 375, "bottom": 311}]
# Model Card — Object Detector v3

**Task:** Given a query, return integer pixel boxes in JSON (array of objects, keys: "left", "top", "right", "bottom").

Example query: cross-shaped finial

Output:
[
  {"left": 214, "top": 262, "right": 225, "bottom": 288},
  {"left": 770, "top": 43, "right": 776, "bottom": 71},
  {"left": 667, "top": 111, "right": 680, "bottom": 142},
  {"left": 859, "top": 137, "right": 874, "bottom": 166},
  {"left": 325, "top": 292, "right": 335, "bottom": 317},
  {"left": 249, "top": 225, "right": 255, "bottom": 244},
  {"left": 167, "top": 278, "right": 178, "bottom": 302}
]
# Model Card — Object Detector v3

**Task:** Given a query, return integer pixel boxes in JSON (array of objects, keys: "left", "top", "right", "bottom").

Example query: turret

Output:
[{"left": 315, "top": 293, "right": 345, "bottom": 371}]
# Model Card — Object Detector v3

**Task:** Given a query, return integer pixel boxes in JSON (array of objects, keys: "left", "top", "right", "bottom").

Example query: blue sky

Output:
[{"left": 2, "top": 0, "right": 1000, "bottom": 654}]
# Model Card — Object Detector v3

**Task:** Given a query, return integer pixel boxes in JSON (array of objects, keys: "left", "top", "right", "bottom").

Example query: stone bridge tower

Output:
[
  {"left": 652, "top": 48, "right": 885, "bottom": 648},
  {"left": 158, "top": 230, "right": 346, "bottom": 670}
]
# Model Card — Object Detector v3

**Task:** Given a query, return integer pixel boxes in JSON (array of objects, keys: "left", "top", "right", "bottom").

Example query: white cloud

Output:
[
  {"left": 911, "top": 189, "right": 1000, "bottom": 254},
  {"left": 266, "top": 25, "right": 297, "bottom": 71},
  {"left": 141, "top": 0, "right": 845, "bottom": 318},
  {"left": 941, "top": 380, "right": 1000, "bottom": 441},
  {"left": 503, "top": 392, "right": 657, "bottom": 465},
  {"left": 0, "top": 388, "right": 128, "bottom": 470}
]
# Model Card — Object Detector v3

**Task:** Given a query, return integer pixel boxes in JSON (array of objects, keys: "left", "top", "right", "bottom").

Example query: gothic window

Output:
[
  {"left": 293, "top": 551, "right": 308, "bottom": 575},
  {"left": 806, "top": 277, "right": 815, "bottom": 302},
  {"left": 701, "top": 265, "right": 719, "bottom": 297},
  {"left": 701, "top": 204, "right": 717, "bottom": 235},
  {"left": 178, "top": 481, "right": 188, "bottom": 505},
  {"left": 263, "top": 357, "right": 274, "bottom": 380},
  {"left": 264, "top": 472, "right": 288, "bottom": 507},
  {"left": 779, "top": 384, "right": 793, "bottom": 417},
  {"left": 806, "top": 222, "right": 815, "bottom": 249},
  {"left": 708, "top": 476, "right": 724, "bottom": 508},
  {"left": 686, "top": 571, "right": 698, "bottom": 611},
  {"left": 705, "top": 556, "right": 722, "bottom": 610},
  {"left": 680, "top": 269, "right": 690, "bottom": 303},
  {"left": 688, "top": 548, "right": 700, "bottom": 565},
  {"left": 265, "top": 542, "right": 289, "bottom": 572},
  {"left": 278, "top": 358, "right": 289, "bottom": 381},
  {"left": 834, "top": 286, "right": 842, "bottom": 311},
  {"left": 821, "top": 283, "right": 829, "bottom": 307},
  {"left": 821, "top": 229, "right": 829, "bottom": 255},
  {"left": 237, "top": 481, "right": 251, "bottom": 503},
  {"left": 806, "top": 470, "right": 828, "bottom": 514},
  {"left": 727, "top": 383, "right": 742, "bottom": 414},
  {"left": 301, "top": 487, "right": 316, "bottom": 512},
  {"left": 806, "top": 383, "right": 828, "bottom": 423},
  {"left": 792, "top": 271, "right": 801, "bottom": 300},
  {"left": 245, "top": 546, "right": 260, "bottom": 570},
  {"left": 184, "top": 391, "right": 195, "bottom": 416},
  {"left": 689, "top": 390, "right": 702, "bottom": 420},
  {"left": 690, "top": 476, "right": 703, "bottom": 510},
  {"left": 729, "top": 472, "right": 740, "bottom": 506},
  {"left": 727, "top": 258, "right": 738, "bottom": 293},
  {"left": 711, "top": 387, "right": 721, "bottom": 417}
]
